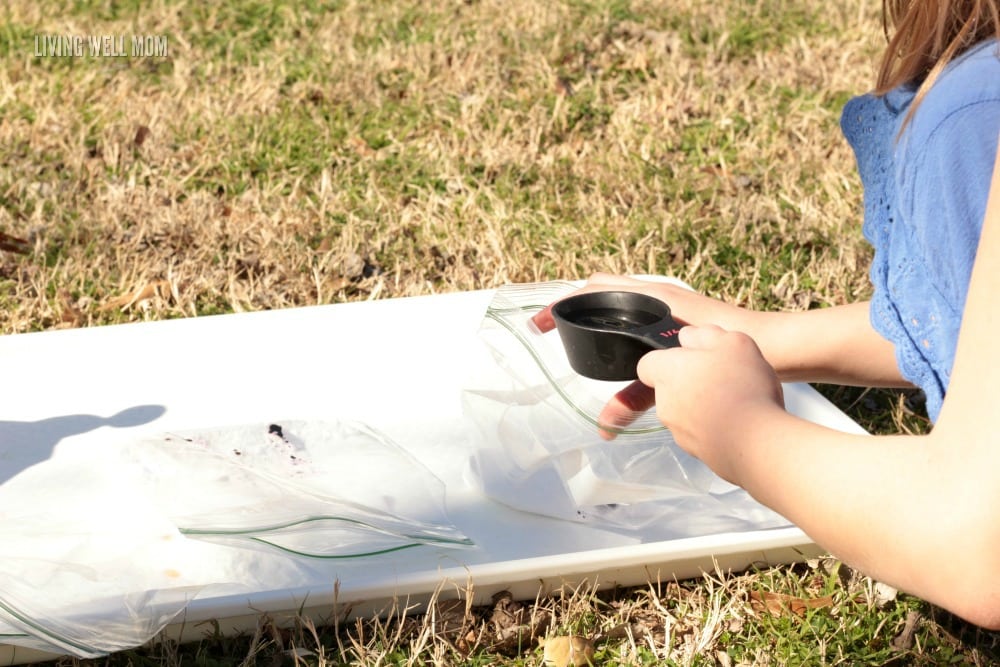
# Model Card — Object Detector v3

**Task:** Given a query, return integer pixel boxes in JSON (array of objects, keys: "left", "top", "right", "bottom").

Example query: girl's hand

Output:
[
  {"left": 636, "top": 325, "right": 785, "bottom": 485},
  {"left": 530, "top": 274, "right": 903, "bottom": 437},
  {"left": 529, "top": 273, "right": 757, "bottom": 438},
  {"left": 529, "top": 273, "right": 749, "bottom": 334}
]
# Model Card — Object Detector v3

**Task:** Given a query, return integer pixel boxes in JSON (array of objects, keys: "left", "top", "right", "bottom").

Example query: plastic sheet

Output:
[
  {"left": 0, "top": 420, "right": 470, "bottom": 658},
  {"left": 463, "top": 281, "right": 790, "bottom": 535}
]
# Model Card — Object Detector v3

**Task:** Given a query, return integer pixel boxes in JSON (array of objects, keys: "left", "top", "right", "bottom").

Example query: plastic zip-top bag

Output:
[
  {"left": 0, "top": 420, "right": 471, "bottom": 658},
  {"left": 136, "top": 420, "right": 472, "bottom": 558},
  {"left": 462, "top": 280, "right": 789, "bottom": 537}
]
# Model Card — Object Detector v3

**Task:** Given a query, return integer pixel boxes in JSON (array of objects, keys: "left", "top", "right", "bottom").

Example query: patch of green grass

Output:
[
  {"left": 174, "top": 1, "right": 341, "bottom": 64},
  {"left": 350, "top": 2, "right": 453, "bottom": 51},
  {"left": 657, "top": 0, "right": 836, "bottom": 61},
  {"left": 0, "top": 20, "right": 35, "bottom": 58}
]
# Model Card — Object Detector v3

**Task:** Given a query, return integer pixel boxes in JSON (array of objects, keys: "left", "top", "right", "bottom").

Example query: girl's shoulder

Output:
[
  {"left": 897, "top": 39, "right": 1000, "bottom": 182},
  {"left": 908, "top": 40, "right": 1000, "bottom": 141}
]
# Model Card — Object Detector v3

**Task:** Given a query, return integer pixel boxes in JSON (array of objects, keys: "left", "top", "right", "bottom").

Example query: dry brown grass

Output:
[
  {"left": 3, "top": 0, "right": 992, "bottom": 664},
  {"left": 100, "top": 558, "right": 998, "bottom": 666},
  {"left": 2, "top": 0, "right": 881, "bottom": 331}
]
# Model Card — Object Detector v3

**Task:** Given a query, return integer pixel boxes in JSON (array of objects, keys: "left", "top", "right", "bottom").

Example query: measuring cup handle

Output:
[{"left": 634, "top": 316, "right": 683, "bottom": 350}]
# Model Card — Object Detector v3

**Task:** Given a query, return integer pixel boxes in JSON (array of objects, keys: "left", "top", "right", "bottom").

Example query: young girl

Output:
[{"left": 532, "top": 2, "right": 1000, "bottom": 628}]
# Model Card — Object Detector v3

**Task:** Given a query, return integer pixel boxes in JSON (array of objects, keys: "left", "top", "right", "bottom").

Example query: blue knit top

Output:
[{"left": 840, "top": 39, "right": 1000, "bottom": 422}]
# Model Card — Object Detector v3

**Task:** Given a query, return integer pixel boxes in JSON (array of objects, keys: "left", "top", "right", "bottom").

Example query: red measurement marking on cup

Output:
[{"left": 659, "top": 329, "right": 680, "bottom": 339}]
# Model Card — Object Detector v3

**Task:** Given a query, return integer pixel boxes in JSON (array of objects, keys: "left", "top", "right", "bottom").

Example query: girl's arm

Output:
[
  {"left": 636, "top": 144, "right": 1000, "bottom": 628},
  {"left": 531, "top": 276, "right": 907, "bottom": 437},
  {"left": 531, "top": 276, "right": 907, "bottom": 387},
  {"left": 749, "top": 301, "right": 906, "bottom": 386}
]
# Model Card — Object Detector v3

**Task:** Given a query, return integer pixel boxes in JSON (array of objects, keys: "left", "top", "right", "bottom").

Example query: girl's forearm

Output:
[
  {"left": 731, "top": 406, "right": 1000, "bottom": 627},
  {"left": 740, "top": 302, "right": 910, "bottom": 386}
]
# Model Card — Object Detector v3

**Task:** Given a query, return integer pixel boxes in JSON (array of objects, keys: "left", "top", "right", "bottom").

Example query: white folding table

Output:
[{"left": 0, "top": 286, "right": 865, "bottom": 664}]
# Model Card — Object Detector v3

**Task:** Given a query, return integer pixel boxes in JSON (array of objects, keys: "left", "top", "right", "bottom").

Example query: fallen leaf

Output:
[
  {"left": 539, "top": 635, "right": 594, "bottom": 667},
  {"left": 891, "top": 610, "right": 922, "bottom": 651},
  {"left": 431, "top": 598, "right": 472, "bottom": 639},
  {"left": 102, "top": 280, "right": 175, "bottom": 311},
  {"left": 487, "top": 591, "right": 551, "bottom": 655},
  {"left": 347, "top": 136, "right": 376, "bottom": 157},
  {"left": 133, "top": 125, "right": 151, "bottom": 147},
  {"left": 749, "top": 591, "right": 834, "bottom": 618},
  {"left": 0, "top": 232, "right": 29, "bottom": 254},
  {"left": 340, "top": 252, "right": 366, "bottom": 280},
  {"left": 57, "top": 289, "right": 85, "bottom": 327}
]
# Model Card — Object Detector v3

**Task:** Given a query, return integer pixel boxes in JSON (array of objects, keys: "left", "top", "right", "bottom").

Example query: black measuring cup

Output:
[{"left": 551, "top": 291, "right": 683, "bottom": 381}]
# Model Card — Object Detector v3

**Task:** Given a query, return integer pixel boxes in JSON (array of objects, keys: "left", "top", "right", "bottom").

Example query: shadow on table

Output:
[{"left": 0, "top": 404, "right": 166, "bottom": 484}]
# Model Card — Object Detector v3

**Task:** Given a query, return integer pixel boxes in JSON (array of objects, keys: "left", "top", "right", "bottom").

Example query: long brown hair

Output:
[{"left": 876, "top": 0, "right": 1000, "bottom": 118}]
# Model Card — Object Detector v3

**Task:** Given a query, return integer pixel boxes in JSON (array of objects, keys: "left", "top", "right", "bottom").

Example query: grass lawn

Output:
[{"left": 2, "top": 0, "right": 998, "bottom": 664}]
